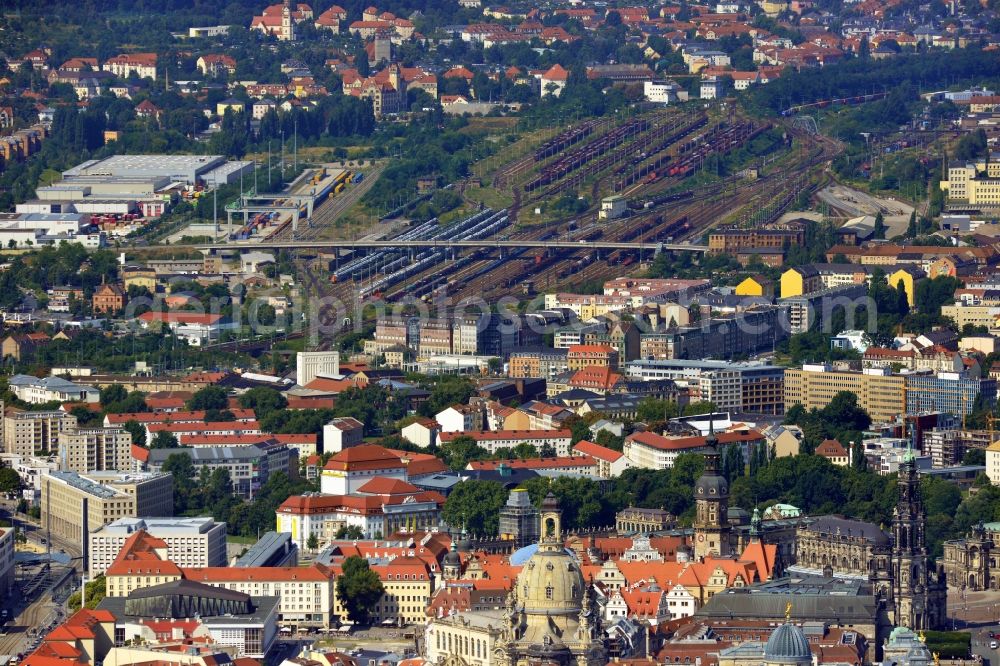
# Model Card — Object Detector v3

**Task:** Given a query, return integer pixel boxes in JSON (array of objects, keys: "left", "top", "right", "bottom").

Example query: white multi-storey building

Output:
[{"left": 89, "top": 516, "right": 227, "bottom": 578}]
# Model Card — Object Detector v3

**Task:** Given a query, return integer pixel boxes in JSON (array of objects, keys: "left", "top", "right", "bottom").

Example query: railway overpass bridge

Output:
[{"left": 193, "top": 239, "right": 710, "bottom": 253}]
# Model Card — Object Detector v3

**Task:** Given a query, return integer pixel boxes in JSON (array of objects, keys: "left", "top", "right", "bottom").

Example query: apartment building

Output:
[
  {"left": 625, "top": 360, "right": 785, "bottom": 415},
  {"left": 41, "top": 471, "right": 173, "bottom": 544},
  {"left": 3, "top": 410, "right": 77, "bottom": 456},
  {"left": 437, "top": 430, "right": 572, "bottom": 456},
  {"left": 987, "top": 440, "right": 1000, "bottom": 485},
  {"left": 322, "top": 417, "right": 364, "bottom": 453},
  {"left": 418, "top": 319, "right": 453, "bottom": 356},
  {"left": 778, "top": 283, "right": 868, "bottom": 334},
  {"left": 508, "top": 348, "right": 568, "bottom": 378},
  {"left": 369, "top": 557, "right": 435, "bottom": 625},
  {"left": 436, "top": 404, "right": 483, "bottom": 432},
  {"left": 652, "top": 306, "right": 788, "bottom": 360},
  {"left": 940, "top": 302, "right": 1000, "bottom": 329},
  {"left": 88, "top": 516, "right": 227, "bottom": 578},
  {"left": 57, "top": 427, "right": 133, "bottom": 473},
  {"left": 567, "top": 344, "right": 620, "bottom": 371},
  {"left": 941, "top": 158, "right": 1000, "bottom": 203},
  {"left": 708, "top": 225, "right": 805, "bottom": 253},
  {"left": 784, "top": 365, "right": 906, "bottom": 423},
  {"left": 623, "top": 430, "right": 764, "bottom": 470},
  {"left": 905, "top": 372, "right": 996, "bottom": 416},
  {"left": 372, "top": 317, "right": 411, "bottom": 353},
  {"left": 102, "top": 53, "right": 158, "bottom": 80}
]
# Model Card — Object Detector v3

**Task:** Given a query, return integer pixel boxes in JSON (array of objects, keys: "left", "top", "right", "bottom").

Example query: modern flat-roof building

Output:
[
  {"left": 97, "top": 580, "right": 279, "bottom": 659},
  {"left": 88, "top": 516, "right": 227, "bottom": 578},
  {"left": 62, "top": 155, "right": 252, "bottom": 187},
  {"left": 786, "top": 365, "right": 992, "bottom": 423},
  {"left": 145, "top": 443, "right": 291, "bottom": 498},
  {"left": 905, "top": 372, "right": 996, "bottom": 416},
  {"left": 0, "top": 528, "right": 14, "bottom": 599},
  {"left": 3, "top": 410, "right": 77, "bottom": 456},
  {"left": 57, "top": 427, "right": 133, "bottom": 473},
  {"left": 233, "top": 531, "right": 298, "bottom": 568},
  {"left": 624, "top": 360, "right": 785, "bottom": 415},
  {"left": 41, "top": 470, "right": 173, "bottom": 545},
  {"left": 784, "top": 364, "right": 906, "bottom": 424}
]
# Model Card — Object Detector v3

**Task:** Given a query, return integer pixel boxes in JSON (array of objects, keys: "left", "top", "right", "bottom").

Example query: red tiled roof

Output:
[
  {"left": 573, "top": 439, "right": 623, "bottom": 462},
  {"left": 626, "top": 429, "right": 763, "bottom": 451},
  {"left": 438, "top": 429, "right": 571, "bottom": 442},
  {"left": 356, "top": 477, "right": 423, "bottom": 495},
  {"left": 324, "top": 444, "right": 404, "bottom": 471},
  {"left": 467, "top": 455, "right": 595, "bottom": 471}
]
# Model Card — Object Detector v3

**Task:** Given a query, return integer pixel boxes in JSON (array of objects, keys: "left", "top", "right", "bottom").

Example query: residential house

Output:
[
  {"left": 102, "top": 53, "right": 158, "bottom": 80},
  {"left": 91, "top": 282, "right": 126, "bottom": 314}
]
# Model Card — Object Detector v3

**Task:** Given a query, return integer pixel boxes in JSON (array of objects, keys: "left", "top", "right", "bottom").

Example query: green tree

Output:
[
  {"left": 123, "top": 419, "right": 146, "bottom": 447},
  {"left": 99, "top": 384, "right": 127, "bottom": 408},
  {"left": 442, "top": 480, "right": 508, "bottom": 535},
  {"left": 336, "top": 556, "right": 384, "bottom": 624},
  {"left": 335, "top": 525, "right": 365, "bottom": 539},
  {"left": 636, "top": 398, "right": 680, "bottom": 425},
  {"left": 906, "top": 210, "right": 917, "bottom": 238},
  {"left": 0, "top": 467, "right": 22, "bottom": 495},
  {"left": 162, "top": 452, "right": 196, "bottom": 513},
  {"left": 873, "top": 211, "right": 886, "bottom": 239},
  {"left": 187, "top": 385, "right": 229, "bottom": 411},
  {"left": 307, "top": 532, "right": 319, "bottom": 550},
  {"left": 150, "top": 431, "right": 179, "bottom": 449},
  {"left": 68, "top": 574, "right": 106, "bottom": 611},
  {"left": 440, "top": 435, "right": 489, "bottom": 471},
  {"left": 963, "top": 448, "right": 986, "bottom": 466},
  {"left": 238, "top": 387, "right": 288, "bottom": 418}
]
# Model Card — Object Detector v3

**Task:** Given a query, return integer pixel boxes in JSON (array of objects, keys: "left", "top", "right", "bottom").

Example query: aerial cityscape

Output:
[{"left": 1, "top": 0, "right": 1000, "bottom": 666}]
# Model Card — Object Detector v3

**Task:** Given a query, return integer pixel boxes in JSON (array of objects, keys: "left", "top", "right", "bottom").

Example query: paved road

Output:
[
  {"left": 971, "top": 627, "right": 998, "bottom": 665},
  {"left": 0, "top": 593, "right": 63, "bottom": 658},
  {"left": 0, "top": 503, "right": 83, "bottom": 565}
]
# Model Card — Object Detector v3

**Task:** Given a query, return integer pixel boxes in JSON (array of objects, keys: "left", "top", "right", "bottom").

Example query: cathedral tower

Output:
[{"left": 890, "top": 447, "right": 948, "bottom": 629}]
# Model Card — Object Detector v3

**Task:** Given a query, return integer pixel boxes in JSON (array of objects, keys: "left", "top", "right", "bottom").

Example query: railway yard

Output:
[{"left": 277, "top": 107, "right": 844, "bottom": 345}]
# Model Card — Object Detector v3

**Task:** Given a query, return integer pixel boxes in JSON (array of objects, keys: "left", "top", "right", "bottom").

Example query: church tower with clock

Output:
[{"left": 693, "top": 421, "right": 732, "bottom": 561}]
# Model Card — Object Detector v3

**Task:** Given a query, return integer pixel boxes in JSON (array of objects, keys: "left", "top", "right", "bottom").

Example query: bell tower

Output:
[
  {"left": 281, "top": 0, "right": 296, "bottom": 41},
  {"left": 693, "top": 418, "right": 731, "bottom": 560},
  {"left": 890, "top": 444, "right": 948, "bottom": 629},
  {"left": 540, "top": 492, "right": 562, "bottom": 543}
]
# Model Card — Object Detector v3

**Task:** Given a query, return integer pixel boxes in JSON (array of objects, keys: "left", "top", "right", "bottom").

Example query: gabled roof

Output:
[
  {"left": 815, "top": 438, "right": 848, "bottom": 458},
  {"left": 324, "top": 444, "right": 404, "bottom": 471},
  {"left": 740, "top": 540, "right": 778, "bottom": 581},
  {"left": 541, "top": 64, "right": 569, "bottom": 81},
  {"left": 356, "top": 477, "right": 423, "bottom": 495},
  {"left": 572, "top": 439, "right": 624, "bottom": 462}
]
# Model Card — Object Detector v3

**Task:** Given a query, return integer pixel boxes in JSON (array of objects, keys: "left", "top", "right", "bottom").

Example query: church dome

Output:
[
  {"left": 764, "top": 624, "right": 812, "bottom": 664},
  {"left": 516, "top": 541, "right": 585, "bottom": 615}
]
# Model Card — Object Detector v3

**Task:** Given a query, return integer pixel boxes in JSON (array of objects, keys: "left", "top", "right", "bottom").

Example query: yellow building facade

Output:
[{"left": 784, "top": 366, "right": 906, "bottom": 423}]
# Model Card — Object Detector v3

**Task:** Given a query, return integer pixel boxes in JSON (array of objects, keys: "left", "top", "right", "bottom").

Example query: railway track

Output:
[
  {"left": 290, "top": 120, "right": 846, "bottom": 346},
  {"left": 271, "top": 162, "right": 387, "bottom": 243}
]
